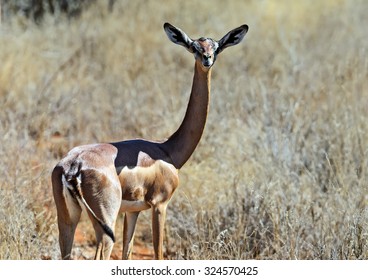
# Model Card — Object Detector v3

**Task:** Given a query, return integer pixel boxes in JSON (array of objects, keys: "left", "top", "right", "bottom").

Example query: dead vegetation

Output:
[{"left": 0, "top": 0, "right": 367, "bottom": 259}]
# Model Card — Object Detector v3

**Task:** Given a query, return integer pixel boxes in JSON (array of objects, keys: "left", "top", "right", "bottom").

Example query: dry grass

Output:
[{"left": 0, "top": 0, "right": 368, "bottom": 260}]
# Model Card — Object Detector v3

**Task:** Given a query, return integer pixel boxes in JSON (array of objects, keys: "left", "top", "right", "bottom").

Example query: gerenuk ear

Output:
[
  {"left": 216, "top": 24, "right": 248, "bottom": 54},
  {"left": 164, "top": 22, "right": 194, "bottom": 53}
]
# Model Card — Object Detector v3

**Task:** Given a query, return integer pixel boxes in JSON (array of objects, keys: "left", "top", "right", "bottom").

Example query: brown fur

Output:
[{"left": 52, "top": 22, "right": 247, "bottom": 260}]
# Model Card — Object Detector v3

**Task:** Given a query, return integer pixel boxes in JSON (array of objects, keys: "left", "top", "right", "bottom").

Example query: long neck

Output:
[{"left": 162, "top": 61, "right": 211, "bottom": 169}]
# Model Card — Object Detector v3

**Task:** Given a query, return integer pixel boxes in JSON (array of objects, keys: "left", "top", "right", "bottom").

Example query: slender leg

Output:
[
  {"left": 122, "top": 211, "right": 140, "bottom": 260},
  {"left": 57, "top": 208, "right": 81, "bottom": 260},
  {"left": 52, "top": 167, "right": 82, "bottom": 260},
  {"left": 86, "top": 194, "right": 120, "bottom": 260},
  {"left": 92, "top": 220, "right": 116, "bottom": 260},
  {"left": 80, "top": 170, "right": 121, "bottom": 260},
  {"left": 55, "top": 199, "right": 81, "bottom": 259},
  {"left": 151, "top": 203, "right": 167, "bottom": 260}
]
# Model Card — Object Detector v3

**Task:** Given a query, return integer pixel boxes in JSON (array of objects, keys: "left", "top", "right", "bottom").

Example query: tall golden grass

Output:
[{"left": 0, "top": 0, "right": 367, "bottom": 259}]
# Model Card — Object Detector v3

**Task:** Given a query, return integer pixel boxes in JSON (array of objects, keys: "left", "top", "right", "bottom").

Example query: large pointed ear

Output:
[
  {"left": 216, "top": 24, "right": 249, "bottom": 54},
  {"left": 164, "top": 22, "right": 194, "bottom": 53}
]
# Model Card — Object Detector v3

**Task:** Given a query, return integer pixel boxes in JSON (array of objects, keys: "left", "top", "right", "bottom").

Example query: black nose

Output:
[
  {"left": 203, "top": 60, "right": 211, "bottom": 67},
  {"left": 203, "top": 55, "right": 211, "bottom": 65}
]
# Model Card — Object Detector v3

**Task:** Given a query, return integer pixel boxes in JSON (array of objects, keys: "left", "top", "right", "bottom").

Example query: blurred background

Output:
[{"left": 0, "top": 0, "right": 367, "bottom": 259}]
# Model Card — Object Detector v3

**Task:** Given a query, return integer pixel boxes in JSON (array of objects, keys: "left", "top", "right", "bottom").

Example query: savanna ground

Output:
[{"left": 0, "top": 0, "right": 367, "bottom": 260}]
